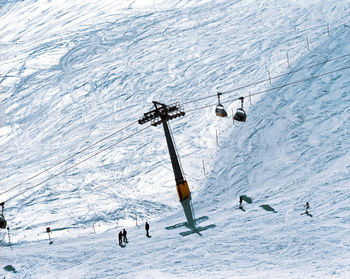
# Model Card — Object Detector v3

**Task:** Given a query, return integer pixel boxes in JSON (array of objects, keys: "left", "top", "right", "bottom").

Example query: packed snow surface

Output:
[{"left": 1, "top": 0, "right": 350, "bottom": 278}]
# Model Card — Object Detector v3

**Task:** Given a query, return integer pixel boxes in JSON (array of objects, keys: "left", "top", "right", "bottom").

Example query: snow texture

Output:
[{"left": 1, "top": 0, "right": 350, "bottom": 278}]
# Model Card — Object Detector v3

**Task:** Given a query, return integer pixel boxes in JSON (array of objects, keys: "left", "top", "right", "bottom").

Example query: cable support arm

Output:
[{"left": 138, "top": 102, "right": 185, "bottom": 126}]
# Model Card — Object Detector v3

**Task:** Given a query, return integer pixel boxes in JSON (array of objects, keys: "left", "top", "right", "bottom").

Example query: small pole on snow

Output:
[
  {"left": 286, "top": 51, "right": 290, "bottom": 66},
  {"left": 327, "top": 24, "right": 330, "bottom": 36},
  {"left": 306, "top": 37, "right": 310, "bottom": 51},
  {"left": 249, "top": 91, "right": 252, "bottom": 106},
  {"left": 7, "top": 227, "right": 12, "bottom": 248},
  {"left": 46, "top": 227, "right": 53, "bottom": 245},
  {"left": 135, "top": 215, "right": 139, "bottom": 228},
  {"left": 268, "top": 69, "right": 272, "bottom": 85},
  {"left": 202, "top": 160, "right": 206, "bottom": 176},
  {"left": 231, "top": 108, "right": 235, "bottom": 125},
  {"left": 92, "top": 224, "right": 96, "bottom": 234}
]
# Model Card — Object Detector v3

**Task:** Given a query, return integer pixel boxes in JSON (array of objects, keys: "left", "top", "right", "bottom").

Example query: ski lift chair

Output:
[
  {"left": 215, "top": 93, "right": 228, "bottom": 117},
  {"left": 233, "top": 97, "right": 247, "bottom": 122}
]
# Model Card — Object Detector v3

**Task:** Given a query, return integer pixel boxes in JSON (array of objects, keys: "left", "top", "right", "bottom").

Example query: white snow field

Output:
[{"left": 1, "top": 0, "right": 350, "bottom": 278}]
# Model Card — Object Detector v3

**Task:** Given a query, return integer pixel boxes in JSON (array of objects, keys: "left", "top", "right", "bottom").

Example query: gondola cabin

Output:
[
  {"left": 233, "top": 97, "right": 247, "bottom": 122},
  {"left": 215, "top": 105, "right": 228, "bottom": 117},
  {"left": 233, "top": 108, "right": 246, "bottom": 122},
  {"left": 0, "top": 214, "right": 6, "bottom": 229}
]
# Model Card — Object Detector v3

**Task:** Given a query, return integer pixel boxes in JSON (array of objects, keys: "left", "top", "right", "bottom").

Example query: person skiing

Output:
[
  {"left": 118, "top": 230, "right": 123, "bottom": 246},
  {"left": 304, "top": 202, "right": 310, "bottom": 214},
  {"left": 238, "top": 196, "right": 243, "bottom": 210},
  {"left": 122, "top": 228, "right": 128, "bottom": 243},
  {"left": 145, "top": 222, "right": 150, "bottom": 237}
]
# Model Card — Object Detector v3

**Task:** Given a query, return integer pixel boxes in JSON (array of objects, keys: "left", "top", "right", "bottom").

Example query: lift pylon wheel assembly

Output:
[{"left": 139, "top": 102, "right": 194, "bottom": 223}]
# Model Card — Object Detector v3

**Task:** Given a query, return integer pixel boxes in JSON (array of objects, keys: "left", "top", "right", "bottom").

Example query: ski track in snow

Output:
[{"left": 1, "top": 0, "right": 350, "bottom": 278}]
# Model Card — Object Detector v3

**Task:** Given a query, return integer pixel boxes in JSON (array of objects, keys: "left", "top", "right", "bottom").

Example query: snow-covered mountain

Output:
[{"left": 1, "top": 0, "right": 350, "bottom": 278}]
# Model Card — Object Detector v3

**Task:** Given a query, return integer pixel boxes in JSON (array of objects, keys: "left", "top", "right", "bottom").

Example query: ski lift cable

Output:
[
  {"left": 0, "top": 120, "right": 138, "bottom": 197},
  {"left": 1, "top": 125, "right": 151, "bottom": 204},
  {"left": 245, "top": 65, "right": 350, "bottom": 100},
  {"left": 1, "top": 55, "right": 349, "bottom": 204},
  {"left": 186, "top": 65, "right": 350, "bottom": 113},
  {"left": 0, "top": 120, "right": 137, "bottom": 193},
  {"left": 220, "top": 53, "right": 350, "bottom": 95},
  {"left": 2, "top": 53, "right": 344, "bottom": 189},
  {"left": 2, "top": 56, "right": 349, "bottom": 201},
  {"left": 182, "top": 53, "right": 350, "bottom": 106}
]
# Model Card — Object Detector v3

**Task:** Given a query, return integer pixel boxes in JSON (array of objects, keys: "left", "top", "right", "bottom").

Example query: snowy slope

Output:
[{"left": 1, "top": 0, "right": 350, "bottom": 278}]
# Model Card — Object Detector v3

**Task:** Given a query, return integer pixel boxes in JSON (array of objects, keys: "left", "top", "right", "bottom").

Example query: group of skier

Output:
[
  {"left": 238, "top": 195, "right": 312, "bottom": 216},
  {"left": 118, "top": 222, "right": 151, "bottom": 247},
  {"left": 118, "top": 228, "right": 128, "bottom": 246}
]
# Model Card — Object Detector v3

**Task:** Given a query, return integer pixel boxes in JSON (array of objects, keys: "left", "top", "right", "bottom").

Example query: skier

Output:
[
  {"left": 118, "top": 230, "right": 123, "bottom": 246},
  {"left": 300, "top": 201, "right": 312, "bottom": 216},
  {"left": 238, "top": 196, "right": 243, "bottom": 210},
  {"left": 304, "top": 202, "right": 310, "bottom": 214},
  {"left": 145, "top": 222, "right": 150, "bottom": 237},
  {"left": 122, "top": 228, "right": 128, "bottom": 243}
]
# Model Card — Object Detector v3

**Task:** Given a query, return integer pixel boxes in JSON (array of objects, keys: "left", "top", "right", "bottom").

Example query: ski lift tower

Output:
[{"left": 139, "top": 101, "right": 195, "bottom": 224}]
